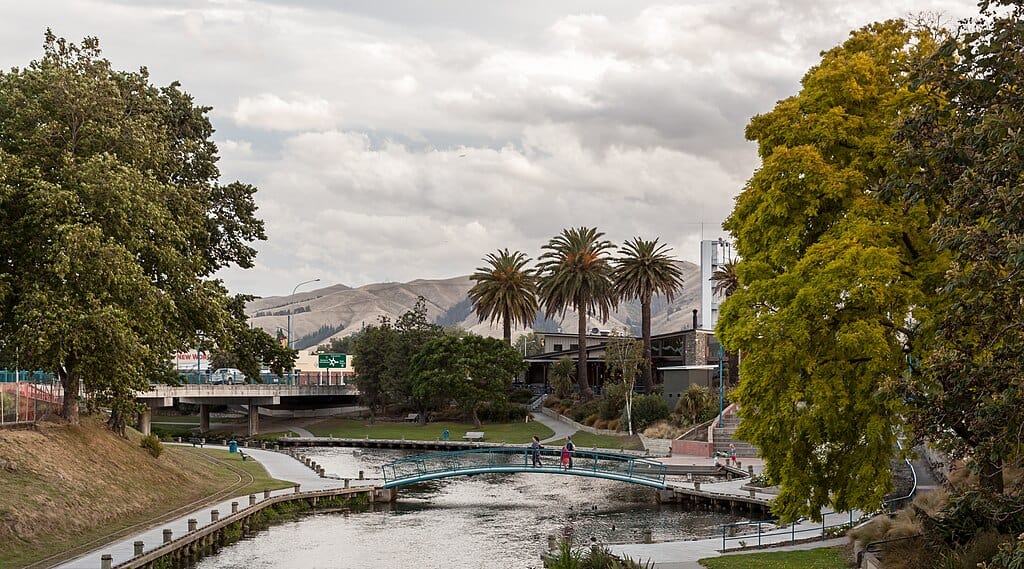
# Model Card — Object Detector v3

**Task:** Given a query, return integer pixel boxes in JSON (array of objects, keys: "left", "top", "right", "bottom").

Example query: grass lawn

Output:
[
  {"left": 699, "top": 547, "right": 849, "bottom": 569},
  {"left": 305, "top": 418, "right": 553, "bottom": 444},
  {"left": 547, "top": 431, "right": 645, "bottom": 451}
]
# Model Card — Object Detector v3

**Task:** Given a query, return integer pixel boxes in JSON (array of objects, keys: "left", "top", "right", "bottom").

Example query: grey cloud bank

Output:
[{"left": 0, "top": 0, "right": 978, "bottom": 297}]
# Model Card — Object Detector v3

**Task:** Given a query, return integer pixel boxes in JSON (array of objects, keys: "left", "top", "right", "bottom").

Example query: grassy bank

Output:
[
  {"left": 305, "top": 418, "right": 554, "bottom": 444},
  {"left": 699, "top": 547, "right": 850, "bottom": 568},
  {"left": 547, "top": 432, "right": 645, "bottom": 451},
  {"left": 0, "top": 418, "right": 291, "bottom": 568}
]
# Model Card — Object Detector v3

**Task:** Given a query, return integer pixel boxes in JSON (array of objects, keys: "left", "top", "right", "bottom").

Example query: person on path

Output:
[
  {"left": 560, "top": 444, "right": 571, "bottom": 470},
  {"left": 565, "top": 435, "right": 575, "bottom": 469},
  {"left": 729, "top": 443, "right": 737, "bottom": 466},
  {"left": 530, "top": 435, "right": 542, "bottom": 467}
]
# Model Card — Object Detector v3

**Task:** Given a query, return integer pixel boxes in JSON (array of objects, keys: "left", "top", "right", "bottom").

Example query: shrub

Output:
[
  {"left": 140, "top": 434, "right": 164, "bottom": 458},
  {"left": 606, "top": 419, "right": 621, "bottom": 431},
  {"left": 509, "top": 388, "right": 534, "bottom": 404},
  {"left": 545, "top": 396, "right": 562, "bottom": 409},
  {"left": 986, "top": 534, "right": 1024, "bottom": 569},
  {"left": 583, "top": 413, "right": 599, "bottom": 426},
  {"left": 571, "top": 399, "right": 601, "bottom": 424},
  {"left": 627, "top": 394, "right": 670, "bottom": 432},
  {"left": 476, "top": 401, "right": 529, "bottom": 423},
  {"left": 599, "top": 383, "right": 627, "bottom": 420},
  {"left": 593, "top": 418, "right": 608, "bottom": 430}
]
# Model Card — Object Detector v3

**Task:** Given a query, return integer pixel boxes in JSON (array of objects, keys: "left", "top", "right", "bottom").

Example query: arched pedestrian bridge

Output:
[{"left": 381, "top": 447, "right": 668, "bottom": 489}]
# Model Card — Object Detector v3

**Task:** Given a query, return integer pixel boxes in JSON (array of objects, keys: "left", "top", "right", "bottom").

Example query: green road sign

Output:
[{"left": 318, "top": 353, "right": 347, "bottom": 368}]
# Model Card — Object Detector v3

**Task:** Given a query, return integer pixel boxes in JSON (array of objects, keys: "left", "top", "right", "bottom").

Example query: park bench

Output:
[
  {"left": 188, "top": 437, "right": 205, "bottom": 448},
  {"left": 463, "top": 431, "right": 485, "bottom": 442},
  {"left": 404, "top": 413, "right": 420, "bottom": 422}
]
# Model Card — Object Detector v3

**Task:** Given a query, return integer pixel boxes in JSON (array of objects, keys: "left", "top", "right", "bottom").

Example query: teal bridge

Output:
[{"left": 380, "top": 447, "right": 668, "bottom": 489}]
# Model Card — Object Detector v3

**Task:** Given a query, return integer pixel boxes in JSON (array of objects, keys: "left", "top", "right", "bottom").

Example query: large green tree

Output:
[
  {"left": 537, "top": 227, "right": 616, "bottom": 398},
  {"left": 613, "top": 237, "right": 684, "bottom": 391},
  {"left": 892, "top": 0, "right": 1024, "bottom": 495},
  {"left": 468, "top": 249, "right": 538, "bottom": 344},
  {"left": 0, "top": 33, "right": 266, "bottom": 425},
  {"left": 411, "top": 334, "right": 525, "bottom": 427},
  {"left": 717, "top": 21, "right": 945, "bottom": 521}
]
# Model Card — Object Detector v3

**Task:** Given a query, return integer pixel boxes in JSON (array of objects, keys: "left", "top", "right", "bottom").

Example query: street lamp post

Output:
[{"left": 287, "top": 278, "right": 321, "bottom": 384}]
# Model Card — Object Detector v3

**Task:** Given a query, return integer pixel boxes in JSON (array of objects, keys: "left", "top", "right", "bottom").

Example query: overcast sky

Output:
[{"left": 2, "top": 0, "right": 979, "bottom": 297}]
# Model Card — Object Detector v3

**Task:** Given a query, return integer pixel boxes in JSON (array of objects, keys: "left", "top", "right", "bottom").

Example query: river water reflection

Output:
[{"left": 195, "top": 447, "right": 747, "bottom": 569}]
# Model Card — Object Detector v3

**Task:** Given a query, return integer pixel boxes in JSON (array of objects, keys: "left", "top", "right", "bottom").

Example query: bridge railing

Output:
[{"left": 381, "top": 447, "right": 667, "bottom": 487}]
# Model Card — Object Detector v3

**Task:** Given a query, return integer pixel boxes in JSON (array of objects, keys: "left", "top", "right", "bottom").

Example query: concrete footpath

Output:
[{"left": 53, "top": 445, "right": 368, "bottom": 569}]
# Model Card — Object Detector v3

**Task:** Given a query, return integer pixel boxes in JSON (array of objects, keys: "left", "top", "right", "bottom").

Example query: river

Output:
[{"left": 194, "top": 447, "right": 747, "bottom": 569}]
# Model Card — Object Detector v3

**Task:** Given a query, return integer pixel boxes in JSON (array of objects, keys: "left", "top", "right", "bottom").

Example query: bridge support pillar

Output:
[
  {"left": 200, "top": 404, "right": 210, "bottom": 433},
  {"left": 136, "top": 406, "right": 152, "bottom": 436},
  {"left": 248, "top": 399, "right": 259, "bottom": 436}
]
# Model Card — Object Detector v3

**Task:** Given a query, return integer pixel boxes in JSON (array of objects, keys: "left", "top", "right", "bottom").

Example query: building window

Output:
[{"left": 553, "top": 343, "right": 563, "bottom": 352}]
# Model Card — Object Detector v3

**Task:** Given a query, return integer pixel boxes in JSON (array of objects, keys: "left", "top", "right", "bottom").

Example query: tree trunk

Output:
[
  {"left": 641, "top": 297, "right": 654, "bottom": 391},
  {"left": 978, "top": 456, "right": 1004, "bottom": 494},
  {"left": 503, "top": 307, "right": 512, "bottom": 345},
  {"left": 472, "top": 407, "right": 481, "bottom": 428},
  {"left": 577, "top": 304, "right": 591, "bottom": 399},
  {"left": 58, "top": 366, "right": 80, "bottom": 425}
]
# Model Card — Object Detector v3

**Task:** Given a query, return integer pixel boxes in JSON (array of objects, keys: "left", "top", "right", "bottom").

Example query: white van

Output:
[{"left": 210, "top": 368, "right": 246, "bottom": 384}]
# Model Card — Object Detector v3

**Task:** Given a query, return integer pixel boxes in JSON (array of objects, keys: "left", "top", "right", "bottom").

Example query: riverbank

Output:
[{"left": 0, "top": 419, "right": 290, "bottom": 569}]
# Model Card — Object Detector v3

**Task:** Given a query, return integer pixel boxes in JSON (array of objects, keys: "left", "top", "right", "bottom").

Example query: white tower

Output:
[{"left": 700, "top": 239, "right": 731, "bottom": 329}]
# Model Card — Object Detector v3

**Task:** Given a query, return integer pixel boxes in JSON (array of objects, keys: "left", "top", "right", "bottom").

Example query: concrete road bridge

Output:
[
  {"left": 136, "top": 384, "right": 359, "bottom": 436},
  {"left": 381, "top": 447, "right": 668, "bottom": 489}
]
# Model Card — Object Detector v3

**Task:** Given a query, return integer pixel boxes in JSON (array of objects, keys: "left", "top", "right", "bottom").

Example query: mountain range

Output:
[{"left": 247, "top": 261, "right": 704, "bottom": 350}]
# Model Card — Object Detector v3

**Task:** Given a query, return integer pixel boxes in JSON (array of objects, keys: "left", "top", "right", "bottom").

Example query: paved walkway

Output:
[
  {"left": 54, "top": 445, "right": 368, "bottom": 569},
  {"left": 529, "top": 408, "right": 577, "bottom": 444}
]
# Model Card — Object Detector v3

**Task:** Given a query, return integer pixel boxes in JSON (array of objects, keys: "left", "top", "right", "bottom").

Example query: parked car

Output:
[{"left": 209, "top": 368, "right": 246, "bottom": 384}]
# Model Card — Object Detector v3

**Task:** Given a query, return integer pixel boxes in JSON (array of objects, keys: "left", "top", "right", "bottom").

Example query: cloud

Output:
[
  {"left": 231, "top": 93, "right": 335, "bottom": 131},
  {"left": 0, "top": 0, "right": 983, "bottom": 297}
]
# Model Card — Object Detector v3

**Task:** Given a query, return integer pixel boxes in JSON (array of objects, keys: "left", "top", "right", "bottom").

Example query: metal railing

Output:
[
  {"left": 381, "top": 447, "right": 668, "bottom": 489},
  {"left": 720, "top": 510, "right": 860, "bottom": 550}
]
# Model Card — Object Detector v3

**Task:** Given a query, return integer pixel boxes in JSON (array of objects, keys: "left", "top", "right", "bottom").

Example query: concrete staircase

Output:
[{"left": 712, "top": 412, "right": 760, "bottom": 458}]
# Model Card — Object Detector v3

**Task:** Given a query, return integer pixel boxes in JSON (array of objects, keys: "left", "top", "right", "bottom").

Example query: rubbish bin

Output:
[
  {"left": 228, "top": 439, "right": 238, "bottom": 453},
  {"left": 441, "top": 429, "right": 449, "bottom": 441}
]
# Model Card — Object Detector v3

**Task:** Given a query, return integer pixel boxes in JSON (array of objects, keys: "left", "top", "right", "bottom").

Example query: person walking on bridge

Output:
[
  {"left": 530, "top": 435, "right": 542, "bottom": 467},
  {"left": 565, "top": 435, "right": 575, "bottom": 469}
]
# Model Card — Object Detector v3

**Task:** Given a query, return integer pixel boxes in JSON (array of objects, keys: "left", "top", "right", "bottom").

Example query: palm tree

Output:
[
  {"left": 468, "top": 249, "right": 539, "bottom": 344},
  {"left": 710, "top": 260, "right": 739, "bottom": 298},
  {"left": 537, "top": 227, "right": 617, "bottom": 398},
  {"left": 613, "top": 237, "right": 684, "bottom": 391}
]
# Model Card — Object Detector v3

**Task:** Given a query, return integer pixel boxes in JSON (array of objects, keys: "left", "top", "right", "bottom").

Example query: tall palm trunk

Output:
[
  {"left": 503, "top": 306, "right": 512, "bottom": 344},
  {"left": 641, "top": 296, "right": 654, "bottom": 390},
  {"left": 577, "top": 301, "right": 591, "bottom": 398}
]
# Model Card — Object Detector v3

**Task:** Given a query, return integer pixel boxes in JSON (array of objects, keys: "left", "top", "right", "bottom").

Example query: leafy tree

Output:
[
  {"left": 384, "top": 297, "right": 444, "bottom": 405},
  {"left": 613, "top": 237, "right": 684, "bottom": 390},
  {"left": 603, "top": 331, "right": 643, "bottom": 434},
  {"left": 513, "top": 332, "right": 545, "bottom": 357},
  {"left": 891, "top": 1, "right": 1024, "bottom": 495},
  {"left": 411, "top": 335, "right": 525, "bottom": 426},
  {"left": 468, "top": 249, "right": 539, "bottom": 344},
  {"left": 319, "top": 330, "right": 363, "bottom": 355},
  {"left": 717, "top": 20, "right": 945, "bottom": 521},
  {"left": 352, "top": 318, "right": 396, "bottom": 420},
  {"left": 550, "top": 357, "right": 575, "bottom": 399},
  {"left": 352, "top": 298, "right": 443, "bottom": 419},
  {"left": 0, "top": 33, "right": 266, "bottom": 426},
  {"left": 537, "top": 227, "right": 617, "bottom": 398}
]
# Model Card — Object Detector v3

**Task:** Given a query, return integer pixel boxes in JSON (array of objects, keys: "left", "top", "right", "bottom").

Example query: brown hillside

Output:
[{"left": 247, "top": 262, "right": 704, "bottom": 348}]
